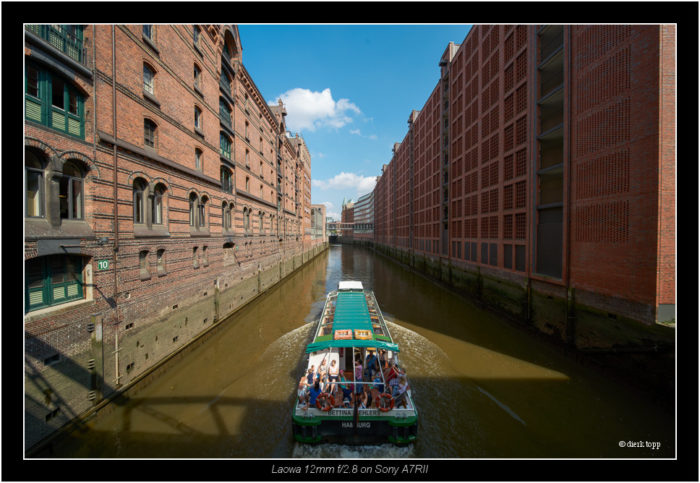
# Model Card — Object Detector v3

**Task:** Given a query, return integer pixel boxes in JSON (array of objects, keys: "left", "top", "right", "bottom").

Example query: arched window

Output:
[
  {"left": 259, "top": 211, "right": 264, "bottom": 234},
  {"left": 198, "top": 196, "right": 208, "bottom": 228},
  {"left": 194, "top": 64, "right": 201, "bottom": 90},
  {"left": 143, "top": 63, "right": 155, "bottom": 95},
  {"left": 220, "top": 132, "right": 231, "bottom": 159},
  {"left": 152, "top": 183, "right": 166, "bottom": 225},
  {"left": 156, "top": 248, "right": 166, "bottom": 275},
  {"left": 60, "top": 161, "right": 84, "bottom": 220},
  {"left": 189, "top": 192, "right": 198, "bottom": 226},
  {"left": 221, "top": 166, "right": 233, "bottom": 193},
  {"left": 194, "top": 105, "right": 202, "bottom": 130},
  {"left": 133, "top": 178, "right": 148, "bottom": 224},
  {"left": 195, "top": 148, "right": 202, "bottom": 170},
  {"left": 26, "top": 149, "right": 45, "bottom": 218},
  {"left": 243, "top": 207, "right": 250, "bottom": 232},
  {"left": 144, "top": 119, "right": 157, "bottom": 148},
  {"left": 222, "top": 201, "right": 229, "bottom": 230},
  {"left": 139, "top": 250, "right": 150, "bottom": 279},
  {"left": 219, "top": 97, "right": 231, "bottom": 127},
  {"left": 220, "top": 71, "right": 231, "bottom": 96}
]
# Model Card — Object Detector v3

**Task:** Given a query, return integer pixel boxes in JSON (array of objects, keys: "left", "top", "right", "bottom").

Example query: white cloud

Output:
[
  {"left": 272, "top": 88, "right": 360, "bottom": 132},
  {"left": 312, "top": 172, "right": 377, "bottom": 195},
  {"left": 349, "top": 129, "right": 361, "bottom": 136}
]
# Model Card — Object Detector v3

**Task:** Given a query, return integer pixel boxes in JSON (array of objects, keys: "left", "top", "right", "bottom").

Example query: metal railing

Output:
[{"left": 26, "top": 25, "right": 85, "bottom": 65}]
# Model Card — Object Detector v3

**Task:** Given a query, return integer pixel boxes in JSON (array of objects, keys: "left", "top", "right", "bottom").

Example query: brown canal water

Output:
[{"left": 46, "top": 245, "right": 674, "bottom": 458}]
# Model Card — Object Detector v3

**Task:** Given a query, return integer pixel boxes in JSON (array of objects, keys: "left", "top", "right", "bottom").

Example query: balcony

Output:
[{"left": 26, "top": 25, "right": 86, "bottom": 65}]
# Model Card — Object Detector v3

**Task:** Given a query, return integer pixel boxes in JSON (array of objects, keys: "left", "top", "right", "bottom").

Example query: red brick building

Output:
[
  {"left": 24, "top": 24, "right": 322, "bottom": 450},
  {"left": 373, "top": 25, "right": 675, "bottom": 335}
]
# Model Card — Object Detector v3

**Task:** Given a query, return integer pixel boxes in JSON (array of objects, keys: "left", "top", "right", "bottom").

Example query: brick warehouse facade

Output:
[
  {"left": 24, "top": 24, "right": 323, "bottom": 451},
  {"left": 372, "top": 25, "right": 675, "bottom": 351}
]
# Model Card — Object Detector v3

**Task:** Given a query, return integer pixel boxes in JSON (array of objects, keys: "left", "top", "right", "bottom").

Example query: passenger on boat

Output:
[
  {"left": 358, "top": 386, "right": 370, "bottom": 409},
  {"left": 306, "top": 366, "right": 316, "bottom": 387},
  {"left": 393, "top": 376, "right": 409, "bottom": 408},
  {"left": 364, "top": 350, "right": 379, "bottom": 380},
  {"left": 372, "top": 374, "right": 384, "bottom": 394},
  {"left": 353, "top": 358, "right": 364, "bottom": 406},
  {"left": 305, "top": 380, "right": 322, "bottom": 410},
  {"left": 328, "top": 359, "right": 339, "bottom": 393},
  {"left": 338, "top": 370, "right": 352, "bottom": 401},
  {"left": 297, "top": 381, "right": 308, "bottom": 406},
  {"left": 378, "top": 349, "right": 388, "bottom": 370}
]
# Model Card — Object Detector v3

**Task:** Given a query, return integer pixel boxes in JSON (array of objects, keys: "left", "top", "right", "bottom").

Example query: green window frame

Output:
[
  {"left": 220, "top": 132, "right": 231, "bottom": 159},
  {"left": 25, "top": 63, "right": 85, "bottom": 138},
  {"left": 26, "top": 255, "right": 84, "bottom": 313}
]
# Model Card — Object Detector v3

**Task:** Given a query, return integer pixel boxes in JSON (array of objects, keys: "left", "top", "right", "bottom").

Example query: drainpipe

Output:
[{"left": 111, "top": 25, "right": 121, "bottom": 386}]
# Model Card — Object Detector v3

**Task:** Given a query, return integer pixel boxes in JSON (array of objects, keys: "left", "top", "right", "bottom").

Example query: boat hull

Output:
[{"left": 292, "top": 411, "right": 417, "bottom": 445}]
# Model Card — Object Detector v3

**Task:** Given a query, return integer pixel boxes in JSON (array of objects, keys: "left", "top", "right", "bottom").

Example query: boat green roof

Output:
[
  {"left": 332, "top": 292, "right": 372, "bottom": 332},
  {"left": 305, "top": 290, "right": 400, "bottom": 354}
]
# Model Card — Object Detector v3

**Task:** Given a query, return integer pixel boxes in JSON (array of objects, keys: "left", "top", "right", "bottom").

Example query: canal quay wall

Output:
[
  {"left": 25, "top": 242, "right": 328, "bottom": 454},
  {"left": 357, "top": 240, "right": 674, "bottom": 398}
]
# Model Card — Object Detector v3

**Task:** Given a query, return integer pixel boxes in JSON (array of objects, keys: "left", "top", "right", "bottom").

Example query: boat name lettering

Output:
[{"left": 341, "top": 421, "right": 371, "bottom": 429}]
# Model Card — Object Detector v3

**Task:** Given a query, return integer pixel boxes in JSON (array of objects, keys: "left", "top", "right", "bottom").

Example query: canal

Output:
[{"left": 46, "top": 244, "right": 674, "bottom": 458}]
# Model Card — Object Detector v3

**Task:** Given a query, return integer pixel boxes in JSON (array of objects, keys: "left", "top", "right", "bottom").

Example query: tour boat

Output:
[{"left": 291, "top": 281, "right": 418, "bottom": 445}]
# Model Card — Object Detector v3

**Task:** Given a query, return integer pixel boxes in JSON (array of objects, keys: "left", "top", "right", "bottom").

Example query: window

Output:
[
  {"left": 139, "top": 250, "right": 150, "bottom": 279},
  {"left": 133, "top": 178, "right": 148, "bottom": 224},
  {"left": 25, "top": 255, "right": 84, "bottom": 312},
  {"left": 195, "top": 148, "right": 202, "bottom": 170},
  {"left": 144, "top": 119, "right": 156, "bottom": 148},
  {"left": 193, "top": 246, "right": 199, "bottom": 268},
  {"left": 143, "top": 25, "right": 153, "bottom": 40},
  {"left": 220, "top": 71, "right": 231, "bottom": 95},
  {"left": 194, "top": 64, "right": 201, "bottom": 90},
  {"left": 221, "top": 166, "right": 233, "bottom": 193},
  {"left": 245, "top": 121, "right": 249, "bottom": 139},
  {"left": 202, "top": 245, "right": 208, "bottom": 266},
  {"left": 189, "top": 193, "right": 197, "bottom": 226},
  {"left": 193, "top": 25, "right": 200, "bottom": 46},
  {"left": 244, "top": 208, "right": 250, "bottom": 232},
  {"left": 195, "top": 106, "right": 203, "bottom": 131},
  {"left": 259, "top": 212, "right": 264, "bottom": 233},
  {"left": 245, "top": 176, "right": 249, "bottom": 192},
  {"left": 222, "top": 202, "right": 230, "bottom": 230},
  {"left": 245, "top": 149, "right": 250, "bottom": 166},
  {"left": 198, "top": 196, "right": 208, "bottom": 228},
  {"left": 157, "top": 249, "right": 166, "bottom": 275},
  {"left": 25, "top": 63, "right": 84, "bottom": 137},
  {"left": 219, "top": 98, "right": 231, "bottom": 126},
  {"left": 26, "top": 149, "right": 45, "bottom": 218},
  {"left": 143, "top": 64, "right": 155, "bottom": 95},
  {"left": 59, "top": 161, "right": 84, "bottom": 220},
  {"left": 152, "top": 183, "right": 165, "bottom": 225},
  {"left": 220, "top": 132, "right": 231, "bottom": 159}
]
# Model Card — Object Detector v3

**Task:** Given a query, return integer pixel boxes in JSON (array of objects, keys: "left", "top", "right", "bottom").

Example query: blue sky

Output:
[{"left": 238, "top": 24, "right": 472, "bottom": 220}]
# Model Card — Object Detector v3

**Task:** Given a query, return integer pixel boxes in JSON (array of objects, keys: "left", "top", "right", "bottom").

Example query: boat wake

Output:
[{"left": 291, "top": 442, "right": 415, "bottom": 459}]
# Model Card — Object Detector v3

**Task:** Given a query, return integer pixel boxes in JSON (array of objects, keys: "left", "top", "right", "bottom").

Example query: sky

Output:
[{"left": 237, "top": 24, "right": 472, "bottom": 220}]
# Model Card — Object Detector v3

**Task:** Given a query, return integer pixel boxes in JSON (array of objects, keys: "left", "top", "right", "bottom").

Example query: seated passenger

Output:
[
  {"left": 306, "top": 381, "right": 322, "bottom": 410},
  {"left": 328, "top": 359, "right": 339, "bottom": 393},
  {"left": 393, "top": 376, "right": 409, "bottom": 408},
  {"left": 338, "top": 370, "right": 352, "bottom": 401}
]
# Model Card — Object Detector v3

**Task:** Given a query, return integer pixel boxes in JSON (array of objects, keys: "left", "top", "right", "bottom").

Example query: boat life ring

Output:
[
  {"left": 354, "top": 329, "right": 373, "bottom": 340},
  {"left": 316, "top": 392, "right": 335, "bottom": 411},
  {"left": 375, "top": 393, "right": 395, "bottom": 412},
  {"left": 334, "top": 329, "right": 352, "bottom": 340}
]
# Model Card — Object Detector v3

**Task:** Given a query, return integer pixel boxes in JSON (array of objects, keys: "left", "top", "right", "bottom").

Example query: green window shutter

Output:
[
  {"left": 51, "top": 109, "right": 66, "bottom": 131},
  {"left": 26, "top": 98, "right": 42, "bottom": 122},
  {"left": 67, "top": 117, "right": 81, "bottom": 136},
  {"left": 28, "top": 289, "right": 45, "bottom": 307}
]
